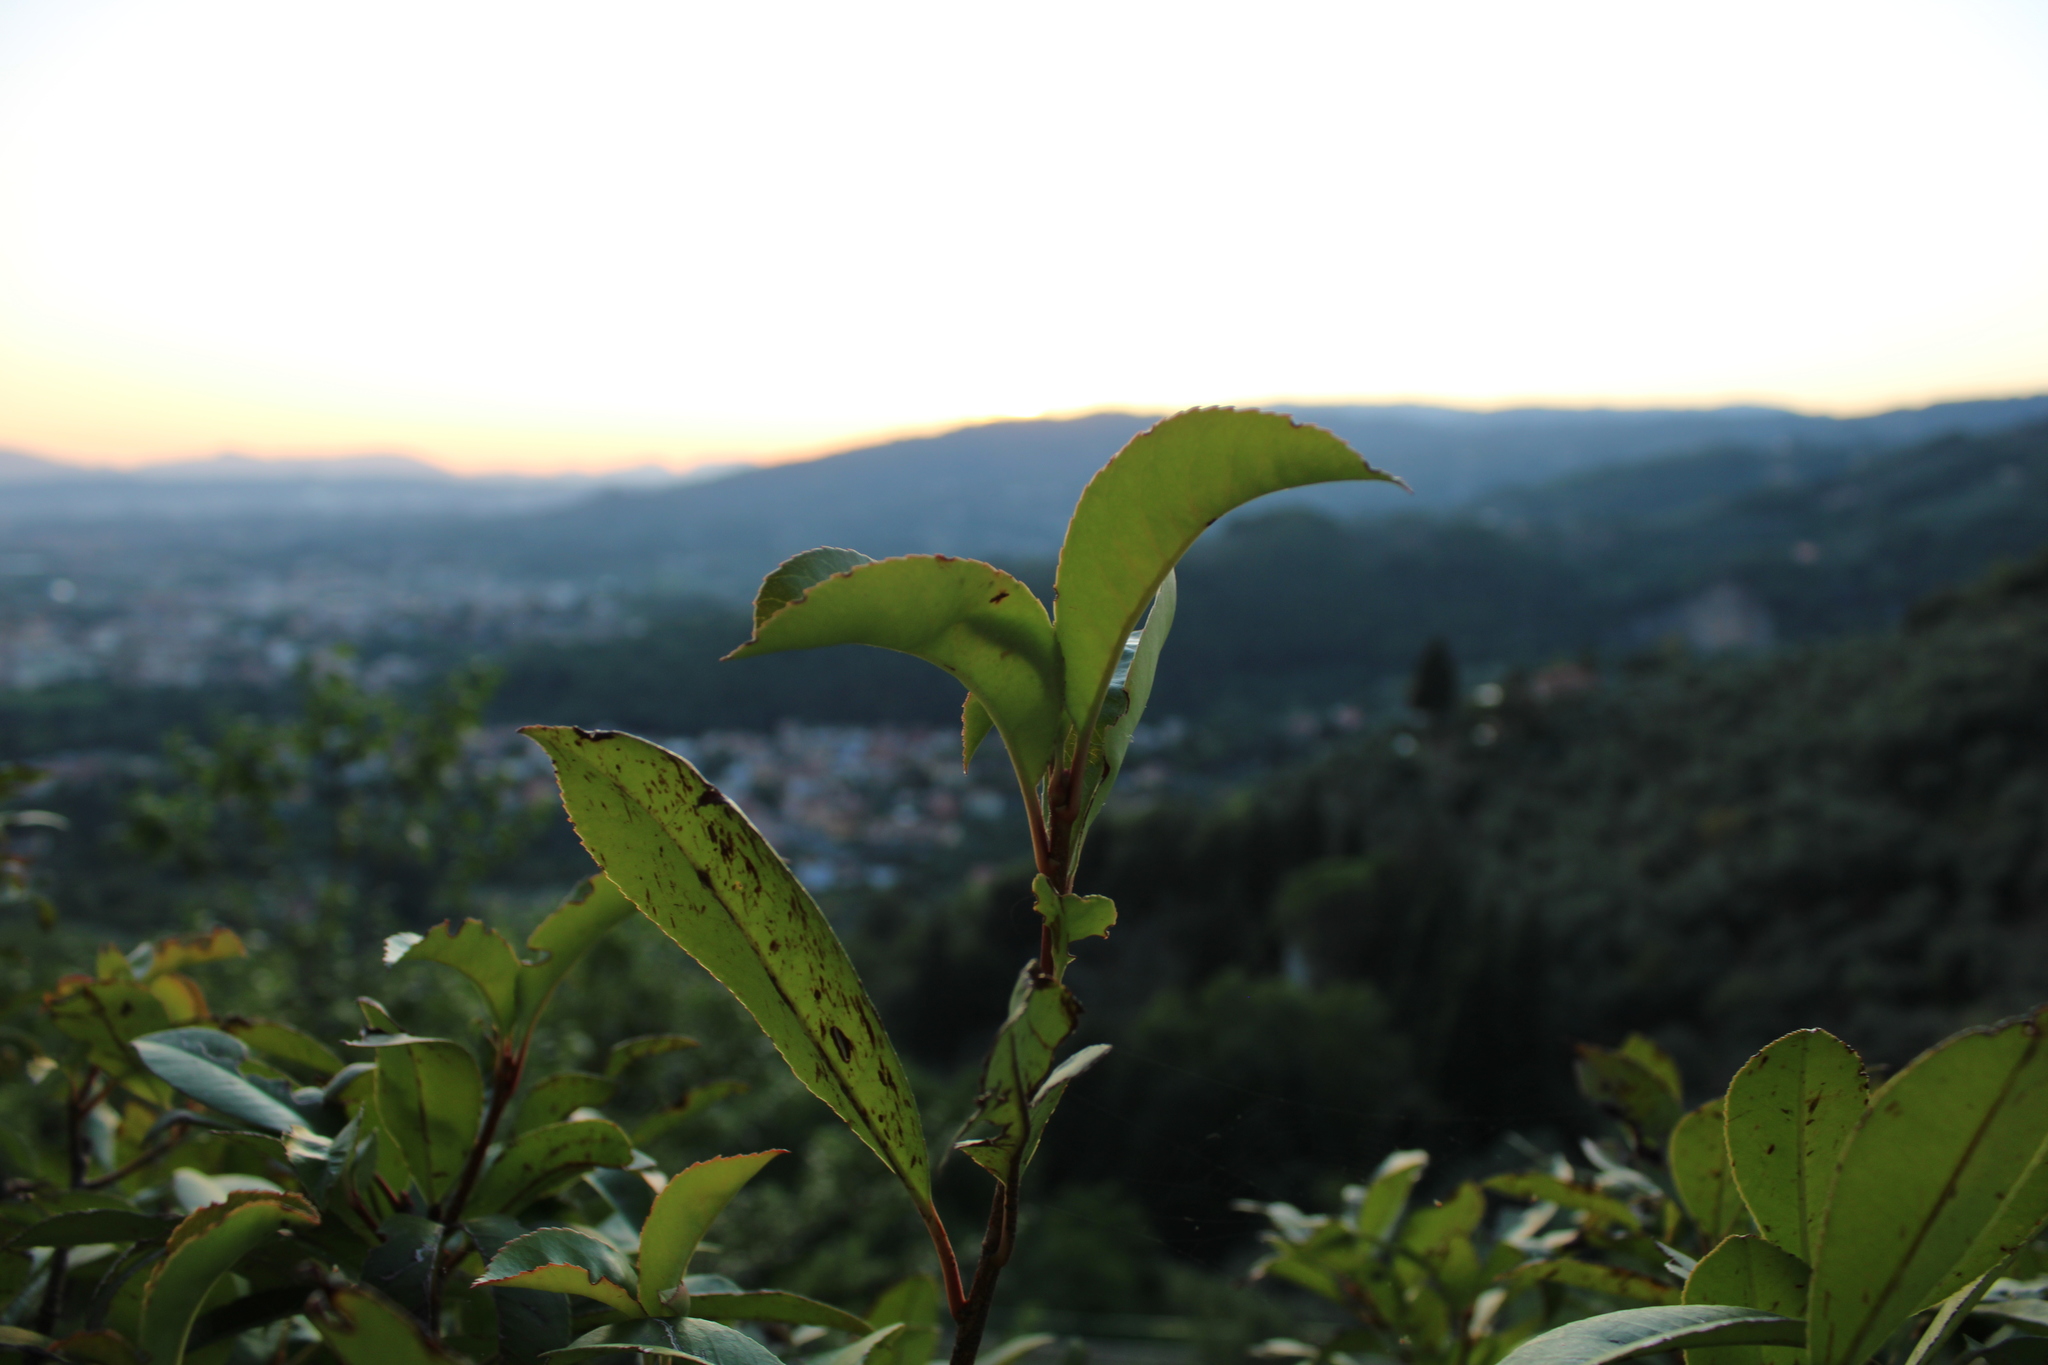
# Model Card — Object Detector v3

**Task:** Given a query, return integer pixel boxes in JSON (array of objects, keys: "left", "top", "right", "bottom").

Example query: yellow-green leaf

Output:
[
  {"left": 1683, "top": 1235, "right": 1809, "bottom": 1365},
  {"left": 361, "top": 1036, "right": 483, "bottom": 1204},
  {"left": 1670, "top": 1099, "right": 1747, "bottom": 1244},
  {"left": 1053, "top": 408, "right": 1399, "bottom": 737},
  {"left": 1725, "top": 1029, "right": 1867, "bottom": 1262},
  {"left": 522, "top": 728, "right": 931, "bottom": 1214},
  {"left": 728, "top": 553, "right": 1062, "bottom": 785},
  {"left": 637, "top": 1150, "right": 782, "bottom": 1315},
  {"left": 475, "top": 1226, "right": 642, "bottom": 1316}
]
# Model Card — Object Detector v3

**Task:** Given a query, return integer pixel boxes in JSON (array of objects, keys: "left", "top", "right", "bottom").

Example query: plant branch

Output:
[
  {"left": 81, "top": 1123, "right": 191, "bottom": 1189},
  {"left": 423, "top": 1039, "right": 526, "bottom": 1328},
  {"left": 919, "top": 1200, "right": 968, "bottom": 1322},
  {"left": 949, "top": 1182, "right": 1018, "bottom": 1365}
]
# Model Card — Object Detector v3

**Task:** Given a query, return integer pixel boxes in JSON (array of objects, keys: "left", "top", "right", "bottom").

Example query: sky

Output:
[{"left": 2, "top": 0, "right": 2046, "bottom": 475}]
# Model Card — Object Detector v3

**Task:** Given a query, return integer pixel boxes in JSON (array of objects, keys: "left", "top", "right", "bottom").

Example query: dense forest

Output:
[{"left": 2, "top": 418, "right": 2046, "bottom": 1355}]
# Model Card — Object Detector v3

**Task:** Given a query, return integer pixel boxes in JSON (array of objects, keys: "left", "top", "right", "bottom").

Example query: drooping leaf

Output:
[
  {"left": 863, "top": 1275, "right": 942, "bottom": 1365},
  {"left": 728, "top": 554, "right": 1062, "bottom": 785},
  {"left": 358, "top": 1035, "right": 484, "bottom": 1204},
  {"left": 386, "top": 919, "right": 524, "bottom": 1032},
  {"left": 310, "top": 1282, "right": 464, "bottom": 1364},
  {"left": 546, "top": 1317, "right": 784, "bottom": 1364},
  {"left": 1724, "top": 1029, "right": 1868, "bottom": 1262},
  {"left": 522, "top": 728, "right": 931, "bottom": 1212},
  {"left": 690, "top": 1289, "right": 873, "bottom": 1335},
  {"left": 605, "top": 1034, "right": 699, "bottom": 1079},
  {"left": 1497, "top": 1306, "right": 1804, "bottom": 1365},
  {"left": 138, "top": 1189, "right": 318, "bottom": 1365},
  {"left": 637, "top": 1150, "right": 783, "bottom": 1315},
  {"left": 467, "top": 1118, "right": 634, "bottom": 1218},
  {"left": 1053, "top": 408, "right": 1400, "bottom": 737},
  {"left": 470, "top": 1215, "right": 576, "bottom": 1365},
  {"left": 1506, "top": 1259, "right": 1680, "bottom": 1305},
  {"left": 751, "top": 546, "right": 876, "bottom": 630},
  {"left": 1577, "top": 1041, "right": 1686, "bottom": 1156},
  {"left": 220, "top": 1017, "right": 344, "bottom": 1081},
  {"left": 132, "top": 1028, "right": 309, "bottom": 1135},
  {"left": 475, "top": 1226, "right": 641, "bottom": 1316},
  {"left": 1670, "top": 1098, "right": 1747, "bottom": 1244},
  {"left": 514, "top": 1072, "right": 618, "bottom": 1135},
  {"left": 1683, "top": 1235, "right": 1810, "bottom": 1365},
  {"left": 1031, "top": 876, "right": 1116, "bottom": 981},
  {"left": 1022, "top": 1043, "right": 1111, "bottom": 1168},
  {"left": 955, "top": 973, "right": 1079, "bottom": 1186},
  {"left": 1808, "top": 1006, "right": 2048, "bottom": 1365},
  {"left": 1352, "top": 1149, "right": 1430, "bottom": 1241},
  {"left": 514, "top": 876, "right": 640, "bottom": 1036}
]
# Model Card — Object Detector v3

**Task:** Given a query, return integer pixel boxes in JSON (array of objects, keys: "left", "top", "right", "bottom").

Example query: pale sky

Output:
[{"left": 2, "top": 0, "right": 2046, "bottom": 474}]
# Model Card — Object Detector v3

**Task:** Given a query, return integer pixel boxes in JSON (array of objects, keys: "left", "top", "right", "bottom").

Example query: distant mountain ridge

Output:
[{"left": 479, "top": 396, "right": 2048, "bottom": 594}]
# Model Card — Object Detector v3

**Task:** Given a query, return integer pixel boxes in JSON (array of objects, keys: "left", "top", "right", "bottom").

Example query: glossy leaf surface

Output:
[
  {"left": 139, "top": 1189, "right": 317, "bottom": 1365},
  {"left": 476, "top": 1226, "right": 641, "bottom": 1316},
  {"left": 1809, "top": 1006, "right": 2048, "bottom": 1365},
  {"left": 1725, "top": 1029, "right": 1867, "bottom": 1261},
  {"left": 1053, "top": 408, "right": 1397, "bottom": 735},
  {"left": 729, "top": 554, "right": 1062, "bottom": 783},
  {"left": 467, "top": 1118, "right": 634, "bottom": 1217},
  {"left": 547, "top": 1317, "right": 784, "bottom": 1364},
  {"left": 361, "top": 1035, "right": 484, "bottom": 1203},
  {"left": 637, "top": 1150, "right": 783, "bottom": 1314},
  {"left": 689, "top": 1289, "right": 872, "bottom": 1334},
  {"left": 1497, "top": 1306, "right": 1804, "bottom": 1365},
  {"left": 132, "top": 1028, "right": 307, "bottom": 1135},
  {"left": 523, "top": 727, "right": 931, "bottom": 1208}
]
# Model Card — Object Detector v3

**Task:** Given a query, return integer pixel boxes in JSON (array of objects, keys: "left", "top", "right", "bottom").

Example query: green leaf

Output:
[
  {"left": 359, "top": 1035, "right": 484, "bottom": 1204},
  {"left": 514, "top": 876, "right": 641, "bottom": 1037},
  {"left": 1622, "top": 1033, "right": 1684, "bottom": 1098},
  {"left": 637, "top": 1150, "right": 783, "bottom": 1315},
  {"left": 728, "top": 554, "right": 1062, "bottom": 785},
  {"left": 1506, "top": 1260, "right": 1681, "bottom": 1305},
  {"left": 132, "top": 1028, "right": 309, "bottom": 1135},
  {"left": 1083, "top": 570, "right": 1176, "bottom": 826},
  {"left": 1497, "top": 1306, "right": 1804, "bottom": 1365},
  {"left": 1577, "top": 1042, "right": 1687, "bottom": 1155},
  {"left": 1031, "top": 875, "right": 1116, "bottom": 981},
  {"left": 476, "top": 1226, "right": 641, "bottom": 1316},
  {"left": 1808, "top": 1006, "right": 2048, "bottom": 1365},
  {"left": 955, "top": 972, "right": 1080, "bottom": 1186},
  {"left": 1683, "top": 1235, "right": 1810, "bottom": 1365},
  {"left": 863, "top": 1275, "right": 942, "bottom": 1365},
  {"left": 1352, "top": 1149, "right": 1429, "bottom": 1241},
  {"left": 311, "top": 1282, "right": 464, "bottom": 1364},
  {"left": 359, "top": 1213, "right": 442, "bottom": 1319},
  {"left": 138, "top": 1189, "right": 318, "bottom": 1365},
  {"left": 690, "top": 1289, "right": 872, "bottom": 1335},
  {"left": 385, "top": 919, "right": 523, "bottom": 1032},
  {"left": 515, "top": 1072, "right": 618, "bottom": 1136},
  {"left": 605, "top": 1034, "right": 699, "bottom": 1079},
  {"left": 1052, "top": 408, "right": 1399, "bottom": 738},
  {"left": 358, "top": 997, "right": 402, "bottom": 1032},
  {"left": 1670, "top": 1098, "right": 1747, "bottom": 1244},
  {"left": 1022, "top": 1043, "right": 1110, "bottom": 1169},
  {"left": 751, "top": 546, "right": 875, "bottom": 630},
  {"left": 979, "top": 1335, "right": 1058, "bottom": 1365},
  {"left": 1486, "top": 1172, "right": 1642, "bottom": 1230},
  {"left": 1724, "top": 1029, "right": 1868, "bottom": 1262},
  {"left": 470, "top": 1215, "right": 575, "bottom": 1365},
  {"left": 220, "top": 1017, "right": 344, "bottom": 1081},
  {"left": 467, "top": 1118, "right": 634, "bottom": 1218},
  {"left": 133, "top": 927, "right": 247, "bottom": 982},
  {"left": 807, "top": 1325, "right": 913, "bottom": 1365},
  {"left": 545, "top": 1317, "right": 783, "bottom": 1364},
  {"left": 961, "top": 694, "right": 995, "bottom": 771},
  {"left": 522, "top": 728, "right": 932, "bottom": 1213}
]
